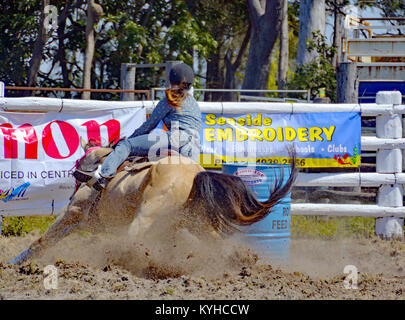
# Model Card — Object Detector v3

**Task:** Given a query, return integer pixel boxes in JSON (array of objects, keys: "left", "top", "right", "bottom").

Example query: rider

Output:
[{"left": 86, "top": 62, "right": 202, "bottom": 191}]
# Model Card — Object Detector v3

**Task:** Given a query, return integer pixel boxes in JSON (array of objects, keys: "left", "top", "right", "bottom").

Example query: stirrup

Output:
[
  {"left": 73, "top": 165, "right": 105, "bottom": 188},
  {"left": 73, "top": 164, "right": 102, "bottom": 182}
]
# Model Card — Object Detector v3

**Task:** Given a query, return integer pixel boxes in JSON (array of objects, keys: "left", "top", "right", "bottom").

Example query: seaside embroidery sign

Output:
[{"left": 199, "top": 112, "right": 361, "bottom": 168}]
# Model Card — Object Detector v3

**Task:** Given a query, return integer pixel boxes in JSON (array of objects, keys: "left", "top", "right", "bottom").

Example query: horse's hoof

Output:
[{"left": 7, "top": 248, "right": 32, "bottom": 265}]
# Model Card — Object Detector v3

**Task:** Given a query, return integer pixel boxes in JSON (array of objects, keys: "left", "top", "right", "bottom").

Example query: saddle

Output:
[
  {"left": 73, "top": 149, "right": 181, "bottom": 186},
  {"left": 117, "top": 156, "right": 152, "bottom": 173}
]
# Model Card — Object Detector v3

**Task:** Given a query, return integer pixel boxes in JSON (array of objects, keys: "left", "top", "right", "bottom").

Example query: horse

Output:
[{"left": 7, "top": 139, "right": 297, "bottom": 265}]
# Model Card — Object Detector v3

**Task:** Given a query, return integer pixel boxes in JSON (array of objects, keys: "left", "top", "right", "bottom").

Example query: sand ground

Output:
[{"left": 1, "top": 230, "right": 404, "bottom": 300}]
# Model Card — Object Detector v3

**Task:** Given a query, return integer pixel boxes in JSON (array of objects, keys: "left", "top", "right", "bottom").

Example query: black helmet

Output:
[{"left": 169, "top": 63, "right": 194, "bottom": 86}]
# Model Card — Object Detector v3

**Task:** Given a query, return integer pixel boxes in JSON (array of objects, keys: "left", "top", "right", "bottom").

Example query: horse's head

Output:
[{"left": 75, "top": 137, "right": 114, "bottom": 172}]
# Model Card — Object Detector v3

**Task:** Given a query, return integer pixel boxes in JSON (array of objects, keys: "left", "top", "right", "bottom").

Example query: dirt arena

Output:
[{"left": 1, "top": 227, "right": 405, "bottom": 300}]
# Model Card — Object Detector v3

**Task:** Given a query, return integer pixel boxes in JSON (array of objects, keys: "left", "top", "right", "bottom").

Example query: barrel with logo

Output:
[{"left": 222, "top": 163, "right": 292, "bottom": 262}]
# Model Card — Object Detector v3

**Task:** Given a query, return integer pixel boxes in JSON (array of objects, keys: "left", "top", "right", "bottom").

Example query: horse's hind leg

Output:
[{"left": 7, "top": 185, "right": 99, "bottom": 265}]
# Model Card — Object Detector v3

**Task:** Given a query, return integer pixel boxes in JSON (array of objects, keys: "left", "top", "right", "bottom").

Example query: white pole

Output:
[
  {"left": 0, "top": 82, "right": 4, "bottom": 235},
  {"left": 375, "top": 91, "right": 404, "bottom": 240},
  {"left": 0, "top": 81, "right": 4, "bottom": 97}
]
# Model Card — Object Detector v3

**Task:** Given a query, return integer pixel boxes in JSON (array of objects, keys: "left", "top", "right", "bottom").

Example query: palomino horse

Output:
[{"left": 8, "top": 139, "right": 297, "bottom": 265}]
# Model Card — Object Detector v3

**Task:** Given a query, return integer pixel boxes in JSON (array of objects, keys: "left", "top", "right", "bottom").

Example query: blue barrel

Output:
[{"left": 222, "top": 163, "right": 292, "bottom": 262}]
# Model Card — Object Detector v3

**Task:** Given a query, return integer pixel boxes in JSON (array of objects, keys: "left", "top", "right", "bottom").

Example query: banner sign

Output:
[
  {"left": 1, "top": 107, "right": 361, "bottom": 216},
  {"left": 199, "top": 112, "right": 361, "bottom": 168},
  {"left": 0, "top": 108, "right": 145, "bottom": 216}
]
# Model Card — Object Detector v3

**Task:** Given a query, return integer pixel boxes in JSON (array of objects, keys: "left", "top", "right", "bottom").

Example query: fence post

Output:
[
  {"left": 0, "top": 82, "right": 3, "bottom": 235},
  {"left": 375, "top": 91, "right": 404, "bottom": 240},
  {"left": 0, "top": 81, "right": 4, "bottom": 97},
  {"left": 337, "top": 62, "right": 358, "bottom": 103},
  {"left": 120, "top": 63, "right": 136, "bottom": 101}
]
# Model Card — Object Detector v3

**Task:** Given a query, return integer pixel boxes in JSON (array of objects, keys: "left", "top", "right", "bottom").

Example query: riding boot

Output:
[
  {"left": 72, "top": 164, "right": 102, "bottom": 183},
  {"left": 92, "top": 177, "right": 110, "bottom": 191},
  {"left": 73, "top": 165, "right": 111, "bottom": 191}
]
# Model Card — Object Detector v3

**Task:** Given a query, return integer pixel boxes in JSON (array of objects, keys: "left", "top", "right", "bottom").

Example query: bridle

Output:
[
  {"left": 72, "top": 146, "right": 102, "bottom": 171},
  {"left": 71, "top": 146, "right": 104, "bottom": 192}
]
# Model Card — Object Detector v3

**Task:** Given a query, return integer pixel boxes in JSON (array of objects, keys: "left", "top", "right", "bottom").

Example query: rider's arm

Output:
[{"left": 129, "top": 100, "right": 172, "bottom": 138}]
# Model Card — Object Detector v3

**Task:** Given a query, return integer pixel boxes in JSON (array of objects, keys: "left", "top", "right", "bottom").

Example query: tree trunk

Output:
[
  {"left": 337, "top": 62, "right": 358, "bottom": 103},
  {"left": 82, "top": 0, "right": 103, "bottom": 100},
  {"left": 224, "top": 53, "right": 236, "bottom": 101},
  {"left": 296, "top": 0, "right": 326, "bottom": 66},
  {"left": 130, "top": 0, "right": 153, "bottom": 95},
  {"left": 57, "top": 0, "right": 72, "bottom": 97},
  {"left": 25, "top": 0, "right": 50, "bottom": 95},
  {"left": 205, "top": 48, "right": 224, "bottom": 102},
  {"left": 242, "top": 0, "right": 283, "bottom": 94},
  {"left": 332, "top": 0, "right": 343, "bottom": 68},
  {"left": 224, "top": 24, "right": 251, "bottom": 102},
  {"left": 278, "top": 0, "right": 289, "bottom": 96}
]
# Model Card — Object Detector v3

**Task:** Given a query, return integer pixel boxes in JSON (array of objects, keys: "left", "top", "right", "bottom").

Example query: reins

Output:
[{"left": 72, "top": 146, "right": 103, "bottom": 193}]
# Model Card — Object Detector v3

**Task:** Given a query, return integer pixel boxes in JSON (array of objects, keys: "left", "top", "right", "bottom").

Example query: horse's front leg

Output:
[{"left": 7, "top": 185, "right": 99, "bottom": 265}]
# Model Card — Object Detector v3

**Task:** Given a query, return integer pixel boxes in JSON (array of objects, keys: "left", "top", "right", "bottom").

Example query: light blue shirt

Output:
[{"left": 129, "top": 94, "right": 202, "bottom": 157}]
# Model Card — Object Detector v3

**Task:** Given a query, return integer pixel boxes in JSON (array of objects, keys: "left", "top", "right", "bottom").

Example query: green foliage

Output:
[
  {"left": 291, "top": 216, "right": 375, "bottom": 239},
  {"left": 288, "top": 31, "right": 337, "bottom": 102},
  {"left": 265, "top": 2, "right": 299, "bottom": 97},
  {"left": 1, "top": 214, "right": 376, "bottom": 240},
  {"left": 267, "top": 54, "right": 279, "bottom": 91},
  {"left": 0, "top": 1, "right": 41, "bottom": 87},
  {"left": 355, "top": 0, "right": 405, "bottom": 16},
  {"left": 2, "top": 216, "right": 56, "bottom": 237},
  {"left": 90, "top": 0, "right": 216, "bottom": 92},
  {"left": 183, "top": 0, "right": 248, "bottom": 94},
  {"left": 0, "top": 0, "right": 217, "bottom": 98}
]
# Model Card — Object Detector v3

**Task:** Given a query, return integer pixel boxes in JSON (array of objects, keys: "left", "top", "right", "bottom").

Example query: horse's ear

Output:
[
  {"left": 80, "top": 137, "right": 87, "bottom": 151},
  {"left": 88, "top": 138, "right": 102, "bottom": 148}
]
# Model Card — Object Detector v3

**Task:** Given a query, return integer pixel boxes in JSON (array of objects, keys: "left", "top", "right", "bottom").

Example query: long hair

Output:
[{"left": 165, "top": 81, "right": 191, "bottom": 108}]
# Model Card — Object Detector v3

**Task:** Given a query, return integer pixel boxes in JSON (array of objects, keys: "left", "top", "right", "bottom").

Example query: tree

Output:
[
  {"left": 96, "top": 1, "right": 216, "bottom": 96},
  {"left": 26, "top": 0, "right": 50, "bottom": 92},
  {"left": 242, "top": 0, "right": 284, "bottom": 94},
  {"left": 184, "top": 0, "right": 249, "bottom": 101},
  {"left": 82, "top": 0, "right": 103, "bottom": 99},
  {"left": 265, "top": 0, "right": 300, "bottom": 99},
  {"left": 324, "top": 0, "right": 350, "bottom": 68},
  {"left": 357, "top": 0, "right": 405, "bottom": 19},
  {"left": 332, "top": 0, "right": 344, "bottom": 67},
  {"left": 224, "top": 24, "right": 251, "bottom": 101},
  {"left": 289, "top": 31, "right": 337, "bottom": 101},
  {"left": 0, "top": 1, "right": 41, "bottom": 90},
  {"left": 296, "top": 0, "right": 326, "bottom": 66},
  {"left": 17, "top": 0, "right": 216, "bottom": 100},
  {"left": 56, "top": 0, "right": 73, "bottom": 96},
  {"left": 278, "top": 0, "right": 289, "bottom": 94}
]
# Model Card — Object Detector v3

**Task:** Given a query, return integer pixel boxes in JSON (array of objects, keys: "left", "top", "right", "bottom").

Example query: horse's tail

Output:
[{"left": 184, "top": 155, "right": 298, "bottom": 235}]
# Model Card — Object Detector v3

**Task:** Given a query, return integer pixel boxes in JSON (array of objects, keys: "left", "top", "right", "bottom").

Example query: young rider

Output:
[{"left": 85, "top": 62, "right": 202, "bottom": 191}]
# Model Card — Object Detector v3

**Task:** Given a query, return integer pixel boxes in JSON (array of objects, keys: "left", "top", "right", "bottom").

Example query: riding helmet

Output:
[{"left": 169, "top": 63, "right": 194, "bottom": 86}]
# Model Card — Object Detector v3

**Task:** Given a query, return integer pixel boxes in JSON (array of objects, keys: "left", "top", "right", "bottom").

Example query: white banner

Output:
[{"left": 0, "top": 108, "right": 146, "bottom": 216}]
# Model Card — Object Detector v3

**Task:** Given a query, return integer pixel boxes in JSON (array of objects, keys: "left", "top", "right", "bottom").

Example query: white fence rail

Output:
[{"left": 0, "top": 90, "right": 404, "bottom": 239}]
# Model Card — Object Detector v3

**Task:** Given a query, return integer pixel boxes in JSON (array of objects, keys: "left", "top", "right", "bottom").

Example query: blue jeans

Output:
[{"left": 100, "top": 132, "right": 170, "bottom": 178}]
